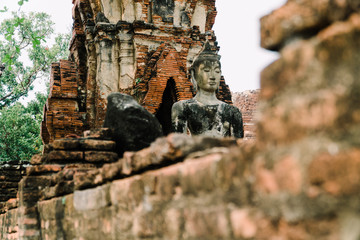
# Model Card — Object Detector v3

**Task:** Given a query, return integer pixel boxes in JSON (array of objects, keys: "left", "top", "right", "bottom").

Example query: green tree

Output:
[
  {"left": 0, "top": 93, "right": 46, "bottom": 161},
  {"left": 0, "top": 8, "right": 71, "bottom": 161},
  {"left": 0, "top": 11, "right": 70, "bottom": 109}
]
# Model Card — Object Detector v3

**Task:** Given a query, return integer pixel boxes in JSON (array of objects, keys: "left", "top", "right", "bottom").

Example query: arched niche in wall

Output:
[
  {"left": 155, "top": 78, "right": 178, "bottom": 135},
  {"left": 141, "top": 43, "right": 193, "bottom": 114}
]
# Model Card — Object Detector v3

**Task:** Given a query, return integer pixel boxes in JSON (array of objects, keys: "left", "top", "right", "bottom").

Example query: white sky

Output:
[
  {"left": 214, "top": 0, "right": 286, "bottom": 92},
  {"left": 0, "top": 0, "right": 286, "bottom": 95}
]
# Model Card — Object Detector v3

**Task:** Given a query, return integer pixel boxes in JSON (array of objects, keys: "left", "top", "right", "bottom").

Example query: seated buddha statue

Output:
[{"left": 171, "top": 42, "right": 244, "bottom": 138}]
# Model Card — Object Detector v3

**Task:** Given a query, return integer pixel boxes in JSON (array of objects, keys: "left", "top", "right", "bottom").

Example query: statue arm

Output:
[
  {"left": 231, "top": 107, "right": 244, "bottom": 138},
  {"left": 171, "top": 101, "right": 187, "bottom": 133}
]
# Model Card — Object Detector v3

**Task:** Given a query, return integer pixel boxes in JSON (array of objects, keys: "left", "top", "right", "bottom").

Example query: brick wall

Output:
[
  {"left": 37, "top": 142, "right": 252, "bottom": 240},
  {"left": 0, "top": 161, "right": 28, "bottom": 240},
  {"left": 232, "top": 90, "right": 259, "bottom": 139},
  {"left": 0, "top": 161, "right": 28, "bottom": 203},
  {"left": 42, "top": 60, "right": 85, "bottom": 143}
]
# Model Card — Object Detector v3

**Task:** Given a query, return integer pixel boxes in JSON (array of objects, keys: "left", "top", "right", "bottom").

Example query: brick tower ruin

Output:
[{"left": 41, "top": 0, "right": 233, "bottom": 143}]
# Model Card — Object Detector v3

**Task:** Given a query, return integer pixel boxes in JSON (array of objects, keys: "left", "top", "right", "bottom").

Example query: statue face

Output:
[{"left": 195, "top": 60, "right": 221, "bottom": 92}]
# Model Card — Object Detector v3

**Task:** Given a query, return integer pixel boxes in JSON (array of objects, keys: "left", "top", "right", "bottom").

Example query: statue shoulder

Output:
[
  {"left": 172, "top": 99, "right": 195, "bottom": 109},
  {"left": 172, "top": 100, "right": 184, "bottom": 110},
  {"left": 226, "top": 103, "right": 241, "bottom": 112},
  {"left": 220, "top": 103, "right": 242, "bottom": 117},
  {"left": 172, "top": 99, "right": 192, "bottom": 115}
]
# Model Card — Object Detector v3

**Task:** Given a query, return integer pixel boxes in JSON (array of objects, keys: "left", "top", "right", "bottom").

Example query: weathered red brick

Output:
[{"left": 84, "top": 151, "right": 118, "bottom": 163}]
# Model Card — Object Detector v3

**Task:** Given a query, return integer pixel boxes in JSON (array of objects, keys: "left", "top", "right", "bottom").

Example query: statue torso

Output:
[{"left": 172, "top": 99, "right": 243, "bottom": 138}]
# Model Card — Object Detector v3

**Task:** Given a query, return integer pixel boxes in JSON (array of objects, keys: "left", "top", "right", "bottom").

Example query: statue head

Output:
[{"left": 190, "top": 42, "right": 222, "bottom": 93}]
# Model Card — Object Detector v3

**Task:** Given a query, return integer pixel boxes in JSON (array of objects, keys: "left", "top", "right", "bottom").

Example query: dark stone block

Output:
[{"left": 103, "top": 93, "right": 163, "bottom": 154}]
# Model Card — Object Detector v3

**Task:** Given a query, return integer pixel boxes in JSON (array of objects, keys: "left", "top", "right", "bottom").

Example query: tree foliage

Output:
[
  {"left": 0, "top": 2, "right": 71, "bottom": 161},
  {"left": 0, "top": 11, "right": 70, "bottom": 109},
  {"left": 0, "top": 93, "right": 46, "bottom": 161}
]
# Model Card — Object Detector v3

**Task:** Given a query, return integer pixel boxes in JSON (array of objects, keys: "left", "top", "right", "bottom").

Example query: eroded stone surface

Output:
[{"left": 103, "top": 93, "right": 163, "bottom": 154}]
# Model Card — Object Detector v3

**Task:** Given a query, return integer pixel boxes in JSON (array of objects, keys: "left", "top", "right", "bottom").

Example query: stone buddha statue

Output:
[{"left": 171, "top": 42, "right": 244, "bottom": 138}]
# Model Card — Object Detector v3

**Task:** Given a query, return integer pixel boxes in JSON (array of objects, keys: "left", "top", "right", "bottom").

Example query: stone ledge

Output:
[
  {"left": 74, "top": 133, "right": 241, "bottom": 190},
  {"left": 52, "top": 139, "right": 116, "bottom": 151},
  {"left": 40, "top": 137, "right": 119, "bottom": 165}
]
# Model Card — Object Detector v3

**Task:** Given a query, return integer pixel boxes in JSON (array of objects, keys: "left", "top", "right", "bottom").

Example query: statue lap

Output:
[{"left": 172, "top": 99, "right": 244, "bottom": 138}]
